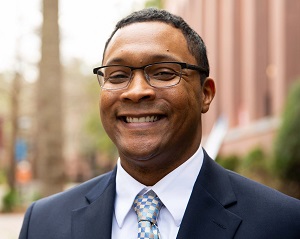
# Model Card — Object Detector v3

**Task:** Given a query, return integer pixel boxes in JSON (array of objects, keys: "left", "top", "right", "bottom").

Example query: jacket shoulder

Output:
[
  {"left": 227, "top": 170, "right": 300, "bottom": 238},
  {"left": 202, "top": 151, "right": 300, "bottom": 238},
  {"left": 19, "top": 170, "right": 115, "bottom": 239}
]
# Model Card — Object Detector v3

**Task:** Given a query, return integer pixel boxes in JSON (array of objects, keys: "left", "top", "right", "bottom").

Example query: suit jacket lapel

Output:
[
  {"left": 177, "top": 151, "right": 242, "bottom": 239},
  {"left": 71, "top": 168, "right": 117, "bottom": 239}
]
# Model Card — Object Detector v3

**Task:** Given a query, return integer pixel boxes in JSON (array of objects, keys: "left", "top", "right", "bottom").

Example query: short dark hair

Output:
[{"left": 103, "top": 8, "right": 210, "bottom": 78}]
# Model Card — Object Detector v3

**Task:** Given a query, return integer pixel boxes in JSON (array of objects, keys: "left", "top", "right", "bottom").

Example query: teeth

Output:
[{"left": 126, "top": 116, "right": 159, "bottom": 123}]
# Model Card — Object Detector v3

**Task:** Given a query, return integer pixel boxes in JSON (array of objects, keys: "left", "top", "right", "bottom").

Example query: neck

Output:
[{"left": 119, "top": 143, "right": 201, "bottom": 186}]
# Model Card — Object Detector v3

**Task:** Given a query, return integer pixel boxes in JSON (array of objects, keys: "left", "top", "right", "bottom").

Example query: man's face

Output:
[{"left": 100, "top": 22, "right": 214, "bottom": 180}]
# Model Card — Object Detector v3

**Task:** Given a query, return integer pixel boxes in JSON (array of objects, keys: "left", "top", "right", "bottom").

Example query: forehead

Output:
[{"left": 103, "top": 22, "right": 196, "bottom": 65}]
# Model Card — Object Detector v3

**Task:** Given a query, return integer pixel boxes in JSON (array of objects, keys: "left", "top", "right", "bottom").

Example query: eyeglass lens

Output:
[{"left": 97, "top": 62, "right": 182, "bottom": 90}]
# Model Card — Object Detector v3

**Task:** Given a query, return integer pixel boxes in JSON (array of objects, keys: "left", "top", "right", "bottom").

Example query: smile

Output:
[{"left": 124, "top": 116, "right": 160, "bottom": 123}]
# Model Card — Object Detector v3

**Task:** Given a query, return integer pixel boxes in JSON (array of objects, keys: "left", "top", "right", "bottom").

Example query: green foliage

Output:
[
  {"left": 274, "top": 79, "right": 300, "bottom": 182},
  {"left": 145, "top": 0, "right": 163, "bottom": 9},
  {"left": 2, "top": 189, "right": 19, "bottom": 212},
  {"left": 82, "top": 79, "right": 117, "bottom": 159},
  {"left": 243, "top": 147, "right": 267, "bottom": 171},
  {"left": 216, "top": 154, "right": 240, "bottom": 172},
  {"left": 0, "top": 170, "right": 6, "bottom": 184}
]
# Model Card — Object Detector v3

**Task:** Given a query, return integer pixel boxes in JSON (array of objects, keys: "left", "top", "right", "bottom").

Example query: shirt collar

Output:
[
  {"left": 115, "top": 145, "right": 204, "bottom": 228},
  {"left": 114, "top": 159, "right": 145, "bottom": 228}
]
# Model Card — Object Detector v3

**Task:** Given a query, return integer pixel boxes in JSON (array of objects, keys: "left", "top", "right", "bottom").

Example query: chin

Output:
[{"left": 119, "top": 147, "right": 160, "bottom": 162}]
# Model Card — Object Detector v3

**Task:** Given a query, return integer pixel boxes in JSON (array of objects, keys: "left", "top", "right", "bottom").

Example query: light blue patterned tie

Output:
[{"left": 133, "top": 191, "right": 163, "bottom": 239}]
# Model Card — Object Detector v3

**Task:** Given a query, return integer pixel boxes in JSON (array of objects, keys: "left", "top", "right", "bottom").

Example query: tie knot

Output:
[{"left": 133, "top": 191, "right": 163, "bottom": 225}]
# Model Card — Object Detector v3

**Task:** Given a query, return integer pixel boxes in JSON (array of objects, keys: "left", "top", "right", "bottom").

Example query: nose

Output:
[{"left": 120, "top": 71, "right": 156, "bottom": 103}]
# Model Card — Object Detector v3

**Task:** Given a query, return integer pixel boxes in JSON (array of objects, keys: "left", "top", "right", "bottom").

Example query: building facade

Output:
[{"left": 163, "top": 0, "right": 300, "bottom": 156}]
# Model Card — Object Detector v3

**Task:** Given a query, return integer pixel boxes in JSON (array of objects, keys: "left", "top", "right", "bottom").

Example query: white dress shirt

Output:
[{"left": 111, "top": 145, "right": 204, "bottom": 239}]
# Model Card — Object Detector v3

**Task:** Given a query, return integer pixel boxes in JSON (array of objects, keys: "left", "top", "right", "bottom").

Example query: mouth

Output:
[{"left": 121, "top": 115, "right": 163, "bottom": 123}]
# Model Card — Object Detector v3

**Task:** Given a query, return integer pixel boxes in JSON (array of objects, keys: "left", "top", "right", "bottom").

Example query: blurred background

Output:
[{"left": 0, "top": 0, "right": 299, "bottom": 237}]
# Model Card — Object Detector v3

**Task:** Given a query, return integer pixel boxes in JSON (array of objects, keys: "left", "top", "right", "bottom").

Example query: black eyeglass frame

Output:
[{"left": 93, "top": 61, "right": 209, "bottom": 89}]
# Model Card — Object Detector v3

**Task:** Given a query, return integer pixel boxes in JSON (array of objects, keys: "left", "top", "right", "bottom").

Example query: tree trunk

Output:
[
  {"left": 7, "top": 73, "right": 21, "bottom": 191},
  {"left": 36, "top": 0, "right": 65, "bottom": 197}
]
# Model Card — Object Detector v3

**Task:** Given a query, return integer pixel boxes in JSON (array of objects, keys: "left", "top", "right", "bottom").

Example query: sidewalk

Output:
[{"left": 0, "top": 213, "right": 24, "bottom": 239}]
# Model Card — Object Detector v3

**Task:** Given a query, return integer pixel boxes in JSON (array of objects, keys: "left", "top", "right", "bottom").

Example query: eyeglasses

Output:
[{"left": 93, "top": 61, "right": 208, "bottom": 90}]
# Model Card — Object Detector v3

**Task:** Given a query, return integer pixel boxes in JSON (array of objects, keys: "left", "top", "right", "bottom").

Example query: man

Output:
[{"left": 19, "top": 8, "right": 300, "bottom": 239}]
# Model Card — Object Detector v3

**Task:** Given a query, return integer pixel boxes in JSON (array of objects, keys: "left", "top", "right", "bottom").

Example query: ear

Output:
[{"left": 201, "top": 77, "right": 216, "bottom": 113}]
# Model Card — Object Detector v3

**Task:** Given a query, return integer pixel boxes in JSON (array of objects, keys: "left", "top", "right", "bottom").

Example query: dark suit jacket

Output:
[{"left": 19, "top": 151, "right": 300, "bottom": 238}]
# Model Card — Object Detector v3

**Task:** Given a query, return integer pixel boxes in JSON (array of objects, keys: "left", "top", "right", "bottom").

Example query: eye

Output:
[
  {"left": 106, "top": 71, "right": 130, "bottom": 84},
  {"left": 150, "top": 68, "right": 178, "bottom": 81}
]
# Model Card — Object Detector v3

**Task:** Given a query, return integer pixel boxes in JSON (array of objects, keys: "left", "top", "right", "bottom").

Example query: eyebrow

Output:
[{"left": 104, "top": 54, "right": 181, "bottom": 66}]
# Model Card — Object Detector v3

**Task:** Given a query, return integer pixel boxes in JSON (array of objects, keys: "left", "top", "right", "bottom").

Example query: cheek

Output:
[
  {"left": 99, "top": 93, "right": 117, "bottom": 126},
  {"left": 100, "top": 92, "right": 116, "bottom": 112},
  {"left": 167, "top": 83, "right": 202, "bottom": 114}
]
